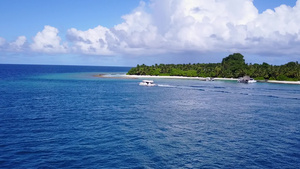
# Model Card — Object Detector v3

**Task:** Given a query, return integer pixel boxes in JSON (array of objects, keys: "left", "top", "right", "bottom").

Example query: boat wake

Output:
[{"left": 157, "top": 84, "right": 176, "bottom": 88}]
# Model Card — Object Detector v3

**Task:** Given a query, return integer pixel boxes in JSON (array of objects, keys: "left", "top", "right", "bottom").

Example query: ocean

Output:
[{"left": 0, "top": 64, "right": 299, "bottom": 168}]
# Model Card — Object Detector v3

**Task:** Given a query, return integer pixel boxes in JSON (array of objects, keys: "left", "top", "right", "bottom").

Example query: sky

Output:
[{"left": 0, "top": 0, "right": 299, "bottom": 66}]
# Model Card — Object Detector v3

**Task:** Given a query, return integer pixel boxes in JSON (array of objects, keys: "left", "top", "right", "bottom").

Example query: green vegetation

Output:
[{"left": 127, "top": 53, "right": 300, "bottom": 81}]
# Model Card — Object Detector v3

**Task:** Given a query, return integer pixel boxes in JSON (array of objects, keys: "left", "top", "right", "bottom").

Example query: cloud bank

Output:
[
  {"left": 1, "top": 0, "right": 300, "bottom": 59},
  {"left": 30, "top": 26, "right": 67, "bottom": 53}
]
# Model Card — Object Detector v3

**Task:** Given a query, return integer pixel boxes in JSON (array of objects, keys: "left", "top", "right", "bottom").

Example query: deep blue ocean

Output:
[{"left": 0, "top": 64, "right": 300, "bottom": 168}]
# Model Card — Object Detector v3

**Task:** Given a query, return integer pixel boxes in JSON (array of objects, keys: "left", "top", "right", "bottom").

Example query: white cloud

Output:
[
  {"left": 64, "top": 0, "right": 300, "bottom": 57},
  {"left": 145, "top": 0, "right": 300, "bottom": 55},
  {"left": 9, "top": 36, "right": 27, "bottom": 51},
  {"left": 109, "top": 0, "right": 261, "bottom": 53},
  {"left": 67, "top": 25, "right": 116, "bottom": 55},
  {"left": 3, "top": 0, "right": 300, "bottom": 61},
  {"left": 0, "top": 37, "right": 7, "bottom": 52},
  {"left": 30, "top": 25, "right": 67, "bottom": 53},
  {"left": 244, "top": 2, "right": 300, "bottom": 54},
  {"left": 0, "top": 37, "right": 6, "bottom": 47},
  {"left": 113, "top": 2, "right": 163, "bottom": 51}
]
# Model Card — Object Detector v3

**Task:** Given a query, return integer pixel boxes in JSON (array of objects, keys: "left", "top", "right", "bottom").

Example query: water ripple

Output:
[{"left": 1, "top": 66, "right": 300, "bottom": 168}]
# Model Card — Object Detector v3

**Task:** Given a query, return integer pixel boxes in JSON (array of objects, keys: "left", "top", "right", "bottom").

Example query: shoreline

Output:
[
  {"left": 124, "top": 75, "right": 300, "bottom": 85},
  {"left": 264, "top": 80, "right": 300, "bottom": 85},
  {"left": 125, "top": 75, "right": 238, "bottom": 81},
  {"left": 93, "top": 74, "right": 300, "bottom": 85},
  {"left": 125, "top": 75, "right": 237, "bottom": 81}
]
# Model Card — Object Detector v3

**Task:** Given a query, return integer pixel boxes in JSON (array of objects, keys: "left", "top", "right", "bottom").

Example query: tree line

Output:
[{"left": 127, "top": 53, "right": 300, "bottom": 81}]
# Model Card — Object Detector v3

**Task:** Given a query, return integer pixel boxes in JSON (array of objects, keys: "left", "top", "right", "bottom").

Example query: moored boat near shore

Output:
[
  {"left": 206, "top": 77, "right": 214, "bottom": 81},
  {"left": 238, "top": 76, "right": 257, "bottom": 83}
]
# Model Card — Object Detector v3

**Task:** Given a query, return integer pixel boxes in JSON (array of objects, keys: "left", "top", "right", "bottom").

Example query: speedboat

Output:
[
  {"left": 238, "top": 76, "right": 257, "bottom": 83},
  {"left": 248, "top": 78, "right": 257, "bottom": 83},
  {"left": 139, "top": 80, "right": 156, "bottom": 86}
]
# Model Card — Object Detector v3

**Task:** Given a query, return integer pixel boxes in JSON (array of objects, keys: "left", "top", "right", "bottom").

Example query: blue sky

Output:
[
  {"left": 0, "top": 0, "right": 142, "bottom": 40},
  {"left": 254, "top": 0, "right": 296, "bottom": 12},
  {"left": 0, "top": 0, "right": 299, "bottom": 66}
]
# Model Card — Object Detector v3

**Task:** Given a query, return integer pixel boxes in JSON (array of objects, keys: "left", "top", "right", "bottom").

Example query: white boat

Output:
[
  {"left": 238, "top": 76, "right": 257, "bottom": 83},
  {"left": 139, "top": 80, "right": 156, "bottom": 86},
  {"left": 248, "top": 78, "right": 257, "bottom": 83},
  {"left": 206, "top": 77, "right": 214, "bottom": 81}
]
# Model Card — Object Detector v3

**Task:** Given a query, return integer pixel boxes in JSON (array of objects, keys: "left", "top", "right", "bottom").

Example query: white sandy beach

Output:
[
  {"left": 266, "top": 80, "right": 300, "bottom": 85},
  {"left": 125, "top": 75, "right": 238, "bottom": 81}
]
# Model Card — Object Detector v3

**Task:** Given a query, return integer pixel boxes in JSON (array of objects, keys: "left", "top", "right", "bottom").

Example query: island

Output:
[{"left": 127, "top": 53, "right": 300, "bottom": 82}]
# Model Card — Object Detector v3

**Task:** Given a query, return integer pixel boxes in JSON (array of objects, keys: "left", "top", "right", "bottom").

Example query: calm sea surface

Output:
[{"left": 0, "top": 64, "right": 300, "bottom": 168}]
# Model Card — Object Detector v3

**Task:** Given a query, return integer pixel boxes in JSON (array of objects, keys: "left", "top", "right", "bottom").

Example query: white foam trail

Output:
[{"left": 157, "top": 84, "right": 176, "bottom": 88}]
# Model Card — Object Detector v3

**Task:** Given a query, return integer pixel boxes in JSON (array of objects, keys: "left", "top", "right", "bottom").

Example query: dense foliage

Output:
[{"left": 127, "top": 53, "right": 300, "bottom": 81}]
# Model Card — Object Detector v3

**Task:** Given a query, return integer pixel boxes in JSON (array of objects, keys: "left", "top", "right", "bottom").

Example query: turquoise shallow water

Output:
[{"left": 0, "top": 64, "right": 300, "bottom": 168}]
